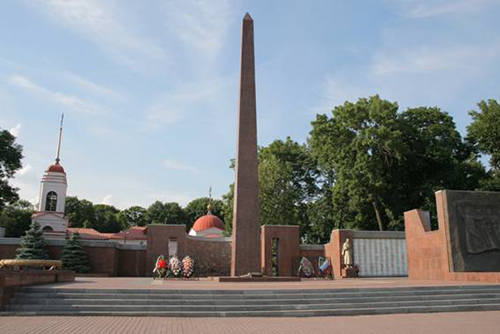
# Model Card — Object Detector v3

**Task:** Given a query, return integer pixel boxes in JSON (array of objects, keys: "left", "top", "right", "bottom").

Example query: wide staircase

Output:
[{"left": 5, "top": 285, "right": 500, "bottom": 317}]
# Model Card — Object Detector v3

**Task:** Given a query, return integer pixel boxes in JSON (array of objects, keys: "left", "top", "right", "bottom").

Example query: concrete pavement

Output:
[{"left": 1, "top": 311, "right": 499, "bottom": 334}]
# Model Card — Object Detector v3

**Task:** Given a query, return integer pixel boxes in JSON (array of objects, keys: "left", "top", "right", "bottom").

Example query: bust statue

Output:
[{"left": 341, "top": 238, "right": 353, "bottom": 268}]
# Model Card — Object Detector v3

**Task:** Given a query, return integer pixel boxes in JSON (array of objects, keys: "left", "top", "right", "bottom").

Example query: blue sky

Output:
[{"left": 1, "top": 0, "right": 499, "bottom": 209}]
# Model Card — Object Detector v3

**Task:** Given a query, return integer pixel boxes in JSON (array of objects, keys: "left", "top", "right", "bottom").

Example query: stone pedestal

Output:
[{"left": 341, "top": 267, "right": 358, "bottom": 278}]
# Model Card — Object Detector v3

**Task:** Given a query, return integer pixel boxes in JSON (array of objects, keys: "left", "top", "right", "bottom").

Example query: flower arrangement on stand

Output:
[
  {"left": 169, "top": 255, "right": 182, "bottom": 277},
  {"left": 182, "top": 256, "right": 194, "bottom": 278},
  {"left": 298, "top": 257, "right": 314, "bottom": 277},
  {"left": 153, "top": 255, "right": 168, "bottom": 279},
  {"left": 152, "top": 254, "right": 196, "bottom": 279}
]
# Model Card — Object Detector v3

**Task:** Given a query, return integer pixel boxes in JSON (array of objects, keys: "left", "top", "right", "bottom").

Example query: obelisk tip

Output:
[{"left": 243, "top": 13, "right": 253, "bottom": 21}]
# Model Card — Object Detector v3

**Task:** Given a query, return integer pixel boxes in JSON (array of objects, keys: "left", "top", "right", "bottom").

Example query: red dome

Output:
[
  {"left": 47, "top": 164, "right": 65, "bottom": 174},
  {"left": 192, "top": 214, "right": 225, "bottom": 232}
]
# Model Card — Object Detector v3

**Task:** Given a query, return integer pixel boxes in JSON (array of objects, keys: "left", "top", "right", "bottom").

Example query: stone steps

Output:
[
  {"left": 14, "top": 286, "right": 500, "bottom": 299},
  {"left": 11, "top": 293, "right": 500, "bottom": 306},
  {"left": 8, "top": 297, "right": 500, "bottom": 312},
  {"left": 5, "top": 285, "right": 500, "bottom": 317}
]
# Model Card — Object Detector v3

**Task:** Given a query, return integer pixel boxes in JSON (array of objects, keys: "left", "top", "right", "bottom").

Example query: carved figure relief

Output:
[{"left": 459, "top": 203, "right": 500, "bottom": 254}]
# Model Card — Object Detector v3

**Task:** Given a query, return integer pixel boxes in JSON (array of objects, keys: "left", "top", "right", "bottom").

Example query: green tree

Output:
[
  {"left": 145, "top": 201, "right": 186, "bottom": 225},
  {"left": 223, "top": 138, "right": 321, "bottom": 239},
  {"left": 309, "top": 96, "right": 484, "bottom": 231},
  {"left": 65, "top": 197, "right": 96, "bottom": 228},
  {"left": 395, "top": 106, "right": 485, "bottom": 228},
  {"left": 258, "top": 155, "right": 298, "bottom": 226},
  {"left": 184, "top": 197, "right": 224, "bottom": 231},
  {"left": 0, "top": 129, "right": 23, "bottom": 210},
  {"left": 92, "top": 204, "right": 122, "bottom": 233},
  {"left": 117, "top": 206, "right": 147, "bottom": 228},
  {"left": 259, "top": 138, "right": 319, "bottom": 201},
  {"left": 310, "top": 96, "right": 406, "bottom": 231},
  {"left": 305, "top": 175, "right": 336, "bottom": 243},
  {"left": 221, "top": 183, "right": 234, "bottom": 236},
  {"left": 145, "top": 201, "right": 166, "bottom": 224},
  {"left": 16, "top": 221, "right": 48, "bottom": 260},
  {"left": 467, "top": 99, "right": 500, "bottom": 191},
  {"left": 61, "top": 232, "right": 90, "bottom": 273},
  {"left": 163, "top": 202, "right": 187, "bottom": 225},
  {"left": 259, "top": 138, "right": 322, "bottom": 240},
  {"left": 0, "top": 200, "right": 34, "bottom": 237}
]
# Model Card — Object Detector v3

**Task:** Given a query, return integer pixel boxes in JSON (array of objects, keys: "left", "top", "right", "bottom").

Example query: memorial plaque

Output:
[{"left": 443, "top": 190, "right": 500, "bottom": 272}]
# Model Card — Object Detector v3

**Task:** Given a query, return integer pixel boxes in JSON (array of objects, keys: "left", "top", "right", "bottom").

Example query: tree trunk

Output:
[{"left": 372, "top": 200, "right": 384, "bottom": 231}]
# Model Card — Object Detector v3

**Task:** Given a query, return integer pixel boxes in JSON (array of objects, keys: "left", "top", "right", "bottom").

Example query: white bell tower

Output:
[{"left": 32, "top": 114, "right": 69, "bottom": 239}]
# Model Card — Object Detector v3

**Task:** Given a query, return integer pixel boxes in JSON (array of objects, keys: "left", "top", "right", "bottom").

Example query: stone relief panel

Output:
[
  {"left": 460, "top": 203, "right": 500, "bottom": 255},
  {"left": 444, "top": 190, "right": 500, "bottom": 272}
]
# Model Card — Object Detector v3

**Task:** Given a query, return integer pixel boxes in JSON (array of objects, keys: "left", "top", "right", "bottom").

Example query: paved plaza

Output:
[
  {"left": 2, "top": 277, "right": 500, "bottom": 333},
  {"left": 1, "top": 311, "right": 499, "bottom": 334}
]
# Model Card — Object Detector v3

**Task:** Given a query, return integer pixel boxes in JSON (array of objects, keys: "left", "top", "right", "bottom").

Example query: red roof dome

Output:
[
  {"left": 47, "top": 164, "right": 65, "bottom": 174},
  {"left": 192, "top": 214, "right": 225, "bottom": 232}
]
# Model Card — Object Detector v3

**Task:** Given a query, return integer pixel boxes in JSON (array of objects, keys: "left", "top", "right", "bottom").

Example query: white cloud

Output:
[
  {"left": 9, "top": 123, "right": 21, "bottom": 137},
  {"left": 18, "top": 164, "right": 33, "bottom": 176},
  {"left": 310, "top": 76, "right": 375, "bottom": 115},
  {"left": 29, "top": 0, "right": 166, "bottom": 72},
  {"left": 311, "top": 45, "right": 500, "bottom": 117},
  {"left": 147, "top": 191, "right": 192, "bottom": 206},
  {"left": 11, "top": 163, "right": 41, "bottom": 206},
  {"left": 386, "top": 0, "right": 497, "bottom": 18},
  {"left": 371, "top": 45, "right": 500, "bottom": 77},
  {"left": 164, "top": 0, "right": 233, "bottom": 59},
  {"left": 87, "top": 126, "right": 113, "bottom": 137},
  {"left": 146, "top": 104, "right": 184, "bottom": 128},
  {"left": 102, "top": 194, "right": 113, "bottom": 205},
  {"left": 8, "top": 74, "right": 103, "bottom": 114},
  {"left": 145, "top": 75, "right": 235, "bottom": 129},
  {"left": 68, "top": 74, "right": 120, "bottom": 99},
  {"left": 162, "top": 159, "right": 202, "bottom": 175}
]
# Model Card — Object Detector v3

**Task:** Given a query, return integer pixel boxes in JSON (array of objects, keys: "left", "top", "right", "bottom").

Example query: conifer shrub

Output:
[
  {"left": 61, "top": 232, "right": 91, "bottom": 273},
  {"left": 16, "top": 221, "right": 48, "bottom": 260}
]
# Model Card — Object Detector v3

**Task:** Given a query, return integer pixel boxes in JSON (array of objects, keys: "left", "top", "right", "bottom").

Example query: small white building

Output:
[{"left": 32, "top": 116, "right": 69, "bottom": 239}]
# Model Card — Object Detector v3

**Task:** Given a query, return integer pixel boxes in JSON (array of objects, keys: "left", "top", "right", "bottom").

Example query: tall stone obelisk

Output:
[{"left": 231, "top": 13, "right": 261, "bottom": 276}]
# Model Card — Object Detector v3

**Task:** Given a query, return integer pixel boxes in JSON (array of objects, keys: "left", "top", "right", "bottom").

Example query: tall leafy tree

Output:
[
  {"left": 310, "top": 96, "right": 484, "bottom": 231},
  {"left": 0, "top": 200, "right": 34, "bottom": 237},
  {"left": 467, "top": 99, "right": 500, "bottom": 191},
  {"left": 259, "top": 139, "right": 320, "bottom": 237},
  {"left": 92, "top": 204, "right": 122, "bottom": 233},
  {"left": 221, "top": 183, "right": 234, "bottom": 236},
  {"left": 0, "top": 129, "right": 23, "bottom": 210},
  {"left": 305, "top": 177, "right": 336, "bottom": 243},
  {"left": 65, "top": 197, "right": 96, "bottom": 228},
  {"left": 163, "top": 202, "right": 187, "bottom": 225},
  {"left": 223, "top": 138, "right": 322, "bottom": 239},
  {"left": 145, "top": 201, "right": 187, "bottom": 225},
  {"left": 145, "top": 201, "right": 166, "bottom": 224},
  {"left": 258, "top": 154, "right": 298, "bottom": 226},
  {"left": 310, "top": 96, "right": 406, "bottom": 231},
  {"left": 259, "top": 138, "right": 319, "bottom": 201},
  {"left": 117, "top": 206, "right": 147, "bottom": 228},
  {"left": 395, "top": 107, "right": 485, "bottom": 228}
]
